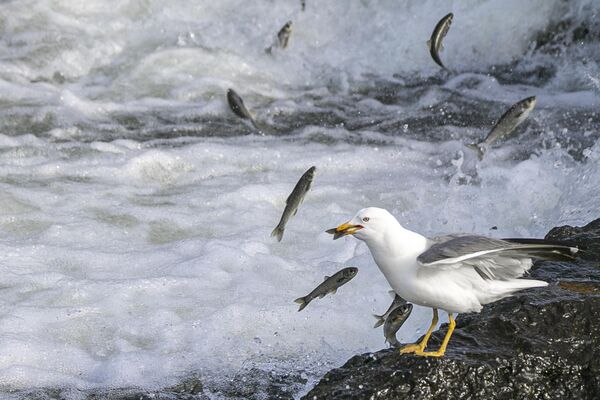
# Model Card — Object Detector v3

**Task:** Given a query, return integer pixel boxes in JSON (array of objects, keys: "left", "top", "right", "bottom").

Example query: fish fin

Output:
[
  {"left": 324, "top": 275, "right": 330, "bottom": 281},
  {"left": 466, "top": 143, "right": 486, "bottom": 160},
  {"left": 387, "top": 290, "right": 396, "bottom": 298},
  {"left": 330, "top": 288, "right": 337, "bottom": 295},
  {"left": 426, "top": 39, "right": 431, "bottom": 48},
  {"left": 293, "top": 208, "right": 298, "bottom": 216},
  {"left": 265, "top": 46, "right": 272, "bottom": 55},
  {"left": 271, "top": 225, "right": 284, "bottom": 242},
  {"left": 318, "top": 293, "right": 327, "bottom": 299},
  {"left": 372, "top": 314, "right": 384, "bottom": 328},
  {"left": 440, "top": 43, "right": 445, "bottom": 51},
  {"left": 294, "top": 296, "right": 308, "bottom": 312}
]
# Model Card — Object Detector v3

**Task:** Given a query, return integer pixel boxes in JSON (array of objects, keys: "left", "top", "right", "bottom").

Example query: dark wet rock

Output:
[
  {"left": 546, "top": 218, "right": 600, "bottom": 261},
  {"left": 304, "top": 218, "right": 600, "bottom": 400}
]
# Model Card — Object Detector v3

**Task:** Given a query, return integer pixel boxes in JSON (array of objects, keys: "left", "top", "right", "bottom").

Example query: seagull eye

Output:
[{"left": 362, "top": 217, "right": 370, "bottom": 222}]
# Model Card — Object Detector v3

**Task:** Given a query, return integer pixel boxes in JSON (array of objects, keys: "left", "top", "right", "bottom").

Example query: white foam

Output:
[{"left": 0, "top": 0, "right": 597, "bottom": 123}]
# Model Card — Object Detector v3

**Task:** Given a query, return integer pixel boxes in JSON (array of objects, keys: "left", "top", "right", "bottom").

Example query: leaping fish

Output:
[
  {"left": 467, "top": 96, "right": 537, "bottom": 160},
  {"left": 265, "top": 21, "right": 293, "bottom": 54},
  {"left": 226, "top": 88, "right": 261, "bottom": 131},
  {"left": 271, "top": 166, "right": 316, "bottom": 242},
  {"left": 427, "top": 13, "right": 453, "bottom": 70},
  {"left": 294, "top": 267, "right": 358, "bottom": 311}
]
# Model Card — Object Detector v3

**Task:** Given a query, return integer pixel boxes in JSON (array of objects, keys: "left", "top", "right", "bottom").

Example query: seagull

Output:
[{"left": 327, "top": 207, "right": 579, "bottom": 357}]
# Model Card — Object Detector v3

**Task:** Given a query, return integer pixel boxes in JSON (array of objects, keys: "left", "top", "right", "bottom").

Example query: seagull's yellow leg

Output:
[
  {"left": 400, "top": 308, "right": 438, "bottom": 354},
  {"left": 414, "top": 313, "right": 456, "bottom": 357}
]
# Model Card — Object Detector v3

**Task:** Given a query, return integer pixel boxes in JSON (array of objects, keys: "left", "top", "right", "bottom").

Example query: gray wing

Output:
[{"left": 418, "top": 235, "right": 578, "bottom": 280}]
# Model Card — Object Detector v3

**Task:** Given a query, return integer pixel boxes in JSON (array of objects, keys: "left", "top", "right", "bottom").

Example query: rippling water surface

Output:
[{"left": 0, "top": 0, "right": 599, "bottom": 398}]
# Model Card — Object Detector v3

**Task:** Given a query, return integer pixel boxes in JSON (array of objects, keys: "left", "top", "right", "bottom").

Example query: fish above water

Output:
[
  {"left": 271, "top": 166, "right": 316, "bottom": 242},
  {"left": 383, "top": 303, "right": 413, "bottom": 347},
  {"left": 277, "top": 21, "right": 293, "bottom": 49},
  {"left": 427, "top": 13, "right": 453, "bottom": 69},
  {"left": 294, "top": 267, "right": 358, "bottom": 311},
  {"left": 467, "top": 96, "right": 537, "bottom": 160},
  {"left": 373, "top": 292, "right": 407, "bottom": 328},
  {"left": 226, "top": 88, "right": 261, "bottom": 131},
  {"left": 265, "top": 21, "right": 293, "bottom": 54}
]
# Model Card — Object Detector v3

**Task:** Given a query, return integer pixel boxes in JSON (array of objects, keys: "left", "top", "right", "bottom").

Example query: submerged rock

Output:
[{"left": 304, "top": 218, "right": 600, "bottom": 400}]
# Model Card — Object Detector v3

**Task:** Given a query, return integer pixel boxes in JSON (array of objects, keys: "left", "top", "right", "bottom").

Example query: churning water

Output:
[{"left": 0, "top": 0, "right": 598, "bottom": 398}]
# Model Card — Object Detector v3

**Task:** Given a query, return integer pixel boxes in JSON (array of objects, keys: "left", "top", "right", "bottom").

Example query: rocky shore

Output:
[{"left": 303, "top": 218, "right": 600, "bottom": 399}]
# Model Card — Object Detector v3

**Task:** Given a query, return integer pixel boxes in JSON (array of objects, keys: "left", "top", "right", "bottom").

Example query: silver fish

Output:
[
  {"left": 427, "top": 13, "right": 453, "bottom": 70},
  {"left": 294, "top": 267, "right": 358, "bottom": 311},
  {"left": 265, "top": 21, "right": 293, "bottom": 54},
  {"left": 278, "top": 21, "right": 292, "bottom": 49},
  {"left": 373, "top": 293, "right": 407, "bottom": 328},
  {"left": 383, "top": 303, "right": 413, "bottom": 347},
  {"left": 467, "top": 96, "right": 537, "bottom": 160},
  {"left": 271, "top": 166, "right": 316, "bottom": 242},
  {"left": 226, "top": 88, "right": 260, "bottom": 130}
]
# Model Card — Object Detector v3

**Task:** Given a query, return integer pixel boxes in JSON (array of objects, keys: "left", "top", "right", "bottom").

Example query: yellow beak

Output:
[{"left": 326, "top": 222, "right": 364, "bottom": 240}]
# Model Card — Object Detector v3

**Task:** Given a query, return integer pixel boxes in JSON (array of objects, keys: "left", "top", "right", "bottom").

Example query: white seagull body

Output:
[{"left": 329, "top": 207, "right": 579, "bottom": 356}]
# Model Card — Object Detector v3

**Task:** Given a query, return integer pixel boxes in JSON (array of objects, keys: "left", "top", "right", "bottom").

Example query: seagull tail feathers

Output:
[
  {"left": 502, "top": 238, "right": 579, "bottom": 261},
  {"left": 495, "top": 279, "right": 547, "bottom": 291}
]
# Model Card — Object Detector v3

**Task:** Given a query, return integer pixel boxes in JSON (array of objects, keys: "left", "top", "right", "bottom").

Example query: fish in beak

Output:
[{"left": 325, "top": 222, "right": 364, "bottom": 240}]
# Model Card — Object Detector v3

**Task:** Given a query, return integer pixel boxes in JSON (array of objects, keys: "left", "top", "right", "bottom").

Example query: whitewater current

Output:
[{"left": 0, "top": 0, "right": 599, "bottom": 398}]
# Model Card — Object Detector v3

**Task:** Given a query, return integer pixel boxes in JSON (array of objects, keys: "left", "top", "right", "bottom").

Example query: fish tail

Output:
[
  {"left": 271, "top": 224, "right": 284, "bottom": 242},
  {"left": 250, "top": 118, "right": 262, "bottom": 131},
  {"left": 372, "top": 314, "right": 385, "bottom": 328},
  {"left": 466, "top": 143, "right": 486, "bottom": 160},
  {"left": 251, "top": 119, "right": 274, "bottom": 135},
  {"left": 294, "top": 296, "right": 309, "bottom": 312}
]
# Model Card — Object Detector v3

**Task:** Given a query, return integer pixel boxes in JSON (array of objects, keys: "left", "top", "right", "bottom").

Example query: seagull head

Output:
[{"left": 327, "top": 207, "right": 398, "bottom": 242}]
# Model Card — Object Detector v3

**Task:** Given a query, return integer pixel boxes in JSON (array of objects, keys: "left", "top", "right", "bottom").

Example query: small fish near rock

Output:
[
  {"left": 383, "top": 303, "right": 413, "bottom": 347},
  {"left": 373, "top": 292, "right": 407, "bottom": 329}
]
